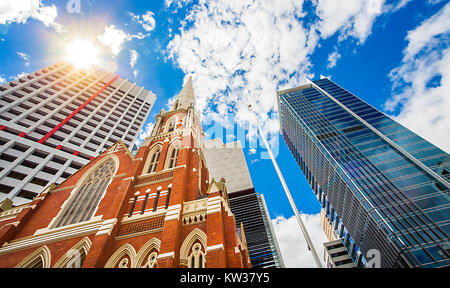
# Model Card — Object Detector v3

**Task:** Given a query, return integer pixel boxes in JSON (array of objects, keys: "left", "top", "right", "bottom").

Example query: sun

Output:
[{"left": 65, "top": 39, "right": 99, "bottom": 69}]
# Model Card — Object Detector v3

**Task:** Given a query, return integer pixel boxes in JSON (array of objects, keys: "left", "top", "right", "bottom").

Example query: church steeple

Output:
[{"left": 172, "top": 76, "right": 195, "bottom": 110}]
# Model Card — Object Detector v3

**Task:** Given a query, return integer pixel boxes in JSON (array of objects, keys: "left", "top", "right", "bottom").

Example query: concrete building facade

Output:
[
  {"left": 204, "top": 138, "right": 284, "bottom": 268},
  {"left": 0, "top": 62, "right": 155, "bottom": 205}
]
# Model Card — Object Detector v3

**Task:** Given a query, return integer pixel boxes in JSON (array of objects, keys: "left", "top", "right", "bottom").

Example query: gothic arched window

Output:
[
  {"left": 66, "top": 248, "right": 87, "bottom": 268},
  {"left": 187, "top": 243, "right": 206, "bottom": 268},
  {"left": 147, "top": 148, "right": 161, "bottom": 173},
  {"left": 173, "top": 100, "right": 180, "bottom": 110},
  {"left": 167, "top": 117, "right": 177, "bottom": 133},
  {"left": 53, "top": 158, "right": 116, "bottom": 228},
  {"left": 142, "top": 252, "right": 158, "bottom": 268},
  {"left": 166, "top": 142, "right": 180, "bottom": 169}
]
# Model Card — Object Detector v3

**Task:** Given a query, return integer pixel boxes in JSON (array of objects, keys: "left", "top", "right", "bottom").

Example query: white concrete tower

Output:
[{"left": 0, "top": 62, "right": 156, "bottom": 205}]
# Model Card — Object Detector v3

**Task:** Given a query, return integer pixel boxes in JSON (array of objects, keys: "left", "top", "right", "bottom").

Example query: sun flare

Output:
[{"left": 66, "top": 39, "right": 99, "bottom": 69}]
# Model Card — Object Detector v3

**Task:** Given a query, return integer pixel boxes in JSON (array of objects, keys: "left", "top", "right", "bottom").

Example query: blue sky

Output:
[{"left": 1, "top": 0, "right": 449, "bottom": 267}]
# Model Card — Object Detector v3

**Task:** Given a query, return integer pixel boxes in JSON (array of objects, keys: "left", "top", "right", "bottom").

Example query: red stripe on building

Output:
[{"left": 38, "top": 75, "right": 119, "bottom": 144}]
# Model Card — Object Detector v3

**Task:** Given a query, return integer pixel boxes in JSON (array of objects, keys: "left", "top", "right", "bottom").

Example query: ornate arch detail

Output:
[
  {"left": 49, "top": 155, "right": 119, "bottom": 229},
  {"left": 142, "top": 143, "right": 164, "bottom": 174},
  {"left": 169, "top": 136, "right": 182, "bottom": 145},
  {"left": 164, "top": 115, "right": 178, "bottom": 133},
  {"left": 179, "top": 228, "right": 207, "bottom": 266},
  {"left": 53, "top": 236, "right": 92, "bottom": 268},
  {"left": 16, "top": 245, "right": 51, "bottom": 268},
  {"left": 135, "top": 238, "right": 161, "bottom": 268},
  {"left": 76, "top": 154, "right": 120, "bottom": 185},
  {"left": 104, "top": 243, "right": 137, "bottom": 268}
]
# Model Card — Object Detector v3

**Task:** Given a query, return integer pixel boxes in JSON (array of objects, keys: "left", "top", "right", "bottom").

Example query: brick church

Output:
[{"left": 0, "top": 77, "right": 251, "bottom": 268}]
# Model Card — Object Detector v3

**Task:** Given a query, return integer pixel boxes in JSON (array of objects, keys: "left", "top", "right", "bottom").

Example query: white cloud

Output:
[
  {"left": 129, "top": 49, "right": 139, "bottom": 78},
  {"left": 402, "top": 4, "right": 450, "bottom": 61},
  {"left": 165, "top": 0, "right": 192, "bottom": 9},
  {"left": 17, "top": 51, "right": 30, "bottom": 66},
  {"left": 313, "top": 0, "right": 385, "bottom": 43},
  {"left": 8, "top": 72, "right": 27, "bottom": 81},
  {"left": 272, "top": 214, "right": 328, "bottom": 268},
  {"left": 129, "top": 11, "right": 156, "bottom": 32},
  {"left": 0, "top": 76, "right": 6, "bottom": 84},
  {"left": 97, "top": 18, "right": 154, "bottom": 57},
  {"left": 0, "top": 0, "right": 63, "bottom": 32},
  {"left": 129, "top": 49, "right": 138, "bottom": 67},
  {"left": 385, "top": 3, "right": 450, "bottom": 153},
  {"left": 327, "top": 50, "right": 341, "bottom": 69},
  {"left": 141, "top": 11, "right": 156, "bottom": 32},
  {"left": 167, "top": 0, "right": 316, "bottom": 142},
  {"left": 97, "top": 25, "right": 130, "bottom": 56},
  {"left": 135, "top": 121, "right": 154, "bottom": 148}
]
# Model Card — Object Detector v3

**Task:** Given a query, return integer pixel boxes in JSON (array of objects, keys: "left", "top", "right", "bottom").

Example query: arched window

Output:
[
  {"left": 16, "top": 246, "right": 51, "bottom": 268},
  {"left": 66, "top": 248, "right": 87, "bottom": 268},
  {"left": 173, "top": 100, "right": 180, "bottom": 110},
  {"left": 104, "top": 244, "right": 137, "bottom": 268},
  {"left": 187, "top": 243, "right": 206, "bottom": 268},
  {"left": 118, "top": 258, "right": 130, "bottom": 268},
  {"left": 167, "top": 117, "right": 177, "bottom": 133},
  {"left": 166, "top": 143, "right": 180, "bottom": 169},
  {"left": 53, "top": 158, "right": 115, "bottom": 228},
  {"left": 147, "top": 148, "right": 161, "bottom": 173},
  {"left": 142, "top": 252, "right": 158, "bottom": 268},
  {"left": 53, "top": 237, "right": 92, "bottom": 268}
]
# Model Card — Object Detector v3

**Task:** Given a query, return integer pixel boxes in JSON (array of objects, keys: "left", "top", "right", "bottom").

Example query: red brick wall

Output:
[{"left": 0, "top": 108, "right": 250, "bottom": 268}]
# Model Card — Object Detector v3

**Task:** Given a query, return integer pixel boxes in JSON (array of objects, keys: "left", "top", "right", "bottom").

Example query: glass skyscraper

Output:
[{"left": 277, "top": 78, "right": 449, "bottom": 268}]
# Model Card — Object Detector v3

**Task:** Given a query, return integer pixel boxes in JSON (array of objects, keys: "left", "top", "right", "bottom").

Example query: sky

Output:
[{"left": 0, "top": 0, "right": 449, "bottom": 267}]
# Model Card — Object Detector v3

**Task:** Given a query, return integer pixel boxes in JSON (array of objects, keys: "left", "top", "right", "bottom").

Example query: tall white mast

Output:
[{"left": 248, "top": 105, "right": 323, "bottom": 268}]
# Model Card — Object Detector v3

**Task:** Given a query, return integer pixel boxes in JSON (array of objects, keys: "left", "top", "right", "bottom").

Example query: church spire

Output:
[{"left": 173, "top": 76, "right": 195, "bottom": 110}]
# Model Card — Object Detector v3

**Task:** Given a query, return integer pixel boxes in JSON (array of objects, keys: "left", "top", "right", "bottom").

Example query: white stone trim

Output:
[
  {"left": 104, "top": 243, "right": 137, "bottom": 268},
  {"left": 164, "top": 204, "right": 181, "bottom": 221},
  {"left": 123, "top": 209, "right": 166, "bottom": 222},
  {"left": 15, "top": 245, "right": 52, "bottom": 268},
  {"left": 0, "top": 219, "right": 103, "bottom": 255},
  {"left": 95, "top": 218, "right": 118, "bottom": 236},
  {"left": 207, "top": 244, "right": 224, "bottom": 252},
  {"left": 157, "top": 252, "right": 175, "bottom": 259},
  {"left": 206, "top": 196, "right": 222, "bottom": 215}
]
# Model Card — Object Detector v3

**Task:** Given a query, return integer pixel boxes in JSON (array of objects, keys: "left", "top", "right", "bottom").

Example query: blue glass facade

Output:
[{"left": 278, "top": 78, "right": 449, "bottom": 268}]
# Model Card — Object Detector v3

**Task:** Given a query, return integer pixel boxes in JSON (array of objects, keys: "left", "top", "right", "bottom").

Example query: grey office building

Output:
[
  {"left": 0, "top": 62, "right": 156, "bottom": 206},
  {"left": 204, "top": 138, "right": 284, "bottom": 268},
  {"left": 277, "top": 77, "right": 449, "bottom": 268}
]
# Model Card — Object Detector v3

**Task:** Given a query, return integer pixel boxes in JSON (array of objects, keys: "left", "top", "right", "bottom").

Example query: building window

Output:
[
  {"left": 166, "top": 117, "right": 177, "bottom": 133},
  {"left": 66, "top": 248, "right": 87, "bottom": 268},
  {"left": 147, "top": 148, "right": 161, "bottom": 173},
  {"left": 142, "top": 252, "right": 158, "bottom": 268},
  {"left": 53, "top": 158, "right": 115, "bottom": 228},
  {"left": 27, "top": 257, "right": 44, "bottom": 268},
  {"left": 166, "top": 142, "right": 180, "bottom": 169},
  {"left": 187, "top": 243, "right": 206, "bottom": 268},
  {"left": 118, "top": 258, "right": 129, "bottom": 268}
]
